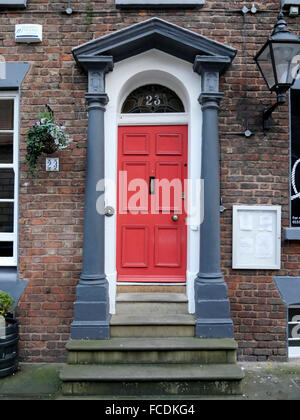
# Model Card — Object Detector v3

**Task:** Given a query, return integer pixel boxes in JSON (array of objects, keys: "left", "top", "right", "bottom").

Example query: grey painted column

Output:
[
  {"left": 193, "top": 56, "right": 234, "bottom": 338},
  {"left": 71, "top": 56, "right": 114, "bottom": 340}
]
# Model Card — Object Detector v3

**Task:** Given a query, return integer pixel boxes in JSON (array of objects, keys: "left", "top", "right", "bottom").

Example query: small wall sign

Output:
[
  {"left": 46, "top": 158, "right": 59, "bottom": 172},
  {"left": 232, "top": 205, "right": 281, "bottom": 270},
  {"left": 15, "top": 24, "right": 43, "bottom": 43}
]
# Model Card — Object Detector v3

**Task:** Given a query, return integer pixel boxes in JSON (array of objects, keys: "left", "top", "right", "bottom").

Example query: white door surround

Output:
[{"left": 104, "top": 49, "right": 203, "bottom": 314}]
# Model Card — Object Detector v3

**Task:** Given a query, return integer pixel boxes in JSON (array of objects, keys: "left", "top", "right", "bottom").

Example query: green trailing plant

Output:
[
  {"left": 85, "top": 5, "right": 93, "bottom": 30},
  {"left": 25, "top": 109, "right": 72, "bottom": 177},
  {"left": 0, "top": 290, "right": 15, "bottom": 318}
]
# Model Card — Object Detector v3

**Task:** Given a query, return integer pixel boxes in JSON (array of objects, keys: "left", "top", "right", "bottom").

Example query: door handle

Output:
[{"left": 172, "top": 214, "right": 179, "bottom": 222}]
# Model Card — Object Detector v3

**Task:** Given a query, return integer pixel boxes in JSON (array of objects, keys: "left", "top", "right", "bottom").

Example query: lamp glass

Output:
[
  {"left": 272, "top": 42, "right": 300, "bottom": 85},
  {"left": 256, "top": 44, "right": 276, "bottom": 90}
]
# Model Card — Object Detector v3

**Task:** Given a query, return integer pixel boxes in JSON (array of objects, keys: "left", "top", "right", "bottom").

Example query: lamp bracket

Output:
[{"left": 263, "top": 92, "right": 286, "bottom": 132}]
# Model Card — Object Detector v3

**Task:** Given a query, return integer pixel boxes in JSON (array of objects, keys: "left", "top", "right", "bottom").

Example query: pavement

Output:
[{"left": 0, "top": 361, "right": 300, "bottom": 400}]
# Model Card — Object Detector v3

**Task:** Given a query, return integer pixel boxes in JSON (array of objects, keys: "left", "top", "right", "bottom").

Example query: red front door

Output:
[{"left": 117, "top": 125, "right": 188, "bottom": 283}]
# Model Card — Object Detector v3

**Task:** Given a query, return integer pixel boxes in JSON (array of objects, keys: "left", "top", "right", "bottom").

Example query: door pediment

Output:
[{"left": 73, "top": 18, "right": 236, "bottom": 68}]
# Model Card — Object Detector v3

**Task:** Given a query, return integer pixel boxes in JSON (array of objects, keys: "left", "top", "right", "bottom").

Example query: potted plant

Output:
[
  {"left": 25, "top": 108, "right": 72, "bottom": 177},
  {"left": 0, "top": 290, "right": 19, "bottom": 378}
]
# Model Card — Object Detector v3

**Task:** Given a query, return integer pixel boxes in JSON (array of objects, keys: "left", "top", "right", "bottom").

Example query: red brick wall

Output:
[{"left": 0, "top": 0, "right": 296, "bottom": 361}]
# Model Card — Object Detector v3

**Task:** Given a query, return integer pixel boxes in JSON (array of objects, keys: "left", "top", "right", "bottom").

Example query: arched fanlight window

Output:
[{"left": 121, "top": 84, "right": 185, "bottom": 114}]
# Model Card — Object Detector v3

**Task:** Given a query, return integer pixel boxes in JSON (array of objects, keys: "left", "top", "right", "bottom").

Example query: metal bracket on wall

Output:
[
  {"left": 240, "top": 5, "right": 258, "bottom": 137},
  {"left": 263, "top": 92, "right": 286, "bottom": 133},
  {"left": 242, "top": 3, "right": 258, "bottom": 14},
  {"left": 220, "top": 198, "right": 227, "bottom": 213},
  {"left": 64, "top": 0, "right": 73, "bottom": 14}
]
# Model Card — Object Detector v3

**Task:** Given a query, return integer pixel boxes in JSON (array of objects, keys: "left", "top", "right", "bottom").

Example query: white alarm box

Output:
[{"left": 15, "top": 24, "right": 43, "bottom": 43}]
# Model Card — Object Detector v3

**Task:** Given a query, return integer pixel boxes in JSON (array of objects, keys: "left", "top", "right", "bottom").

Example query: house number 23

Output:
[{"left": 146, "top": 95, "right": 161, "bottom": 106}]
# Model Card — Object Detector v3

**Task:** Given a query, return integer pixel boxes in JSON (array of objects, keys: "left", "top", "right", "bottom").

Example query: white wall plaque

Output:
[
  {"left": 232, "top": 205, "right": 281, "bottom": 270},
  {"left": 46, "top": 158, "right": 59, "bottom": 172}
]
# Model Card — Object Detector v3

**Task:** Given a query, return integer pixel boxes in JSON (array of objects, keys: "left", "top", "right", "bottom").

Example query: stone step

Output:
[
  {"left": 66, "top": 337, "right": 238, "bottom": 365},
  {"left": 116, "top": 303, "right": 189, "bottom": 315},
  {"left": 110, "top": 314, "right": 195, "bottom": 337},
  {"left": 116, "top": 293, "right": 188, "bottom": 302},
  {"left": 60, "top": 363, "right": 245, "bottom": 396},
  {"left": 111, "top": 314, "right": 195, "bottom": 324},
  {"left": 117, "top": 285, "right": 186, "bottom": 293},
  {"left": 116, "top": 293, "right": 189, "bottom": 315}
]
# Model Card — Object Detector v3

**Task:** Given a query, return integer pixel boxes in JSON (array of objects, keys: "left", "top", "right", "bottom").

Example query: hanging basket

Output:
[
  {"left": 25, "top": 109, "right": 72, "bottom": 177},
  {"left": 42, "top": 136, "right": 59, "bottom": 155}
]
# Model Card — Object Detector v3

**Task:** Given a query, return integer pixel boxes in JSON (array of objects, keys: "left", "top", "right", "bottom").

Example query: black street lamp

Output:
[{"left": 254, "top": 12, "right": 300, "bottom": 132}]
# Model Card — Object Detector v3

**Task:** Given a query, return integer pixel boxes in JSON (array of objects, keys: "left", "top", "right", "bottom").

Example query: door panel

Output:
[
  {"left": 121, "top": 161, "right": 149, "bottom": 213},
  {"left": 117, "top": 125, "right": 187, "bottom": 283},
  {"left": 156, "top": 133, "right": 183, "bottom": 155},
  {"left": 154, "top": 225, "right": 181, "bottom": 267},
  {"left": 123, "top": 133, "right": 150, "bottom": 155},
  {"left": 121, "top": 226, "right": 149, "bottom": 268},
  {"left": 155, "top": 162, "right": 182, "bottom": 212}
]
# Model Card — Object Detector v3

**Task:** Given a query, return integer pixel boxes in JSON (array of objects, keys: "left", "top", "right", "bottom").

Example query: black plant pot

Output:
[{"left": 0, "top": 316, "right": 19, "bottom": 378}]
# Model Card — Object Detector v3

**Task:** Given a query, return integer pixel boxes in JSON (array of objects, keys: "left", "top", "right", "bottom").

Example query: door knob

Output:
[
  {"left": 172, "top": 214, "right": 179, "bottom": 222},
  {"left": 104, "top": 206, "right": 115, "bottom": 217}
]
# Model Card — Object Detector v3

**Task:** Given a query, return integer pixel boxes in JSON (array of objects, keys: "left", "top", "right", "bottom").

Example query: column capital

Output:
[
  {"left": 193, "top": 55, "right": 232, "bottom": 76},
  {"left": 85, "top": 93, "right": 109, "bottom": 111},
  {"left": 198, "top": 92, "right": 224, "bottom": 109},
  {"left": 76, "top": 55, "right": 114, "bottom": 96},
  {"left": 194, "top": 56, "right": 231, "bottom": 99},
  {"left": 76, "top": 55, "right": 114, "bottom": 74}
]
